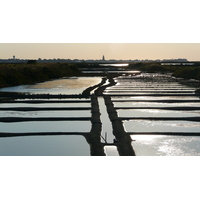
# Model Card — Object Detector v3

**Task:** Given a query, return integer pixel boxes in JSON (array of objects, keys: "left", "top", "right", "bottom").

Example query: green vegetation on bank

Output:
[
  {"left": 128, "top": 62, "right": 200, "bottom": 81},
  {"left": 172, "top": 67, "right": 200, "bottom": 80},
  {"left": 128, "top": 62, "right": 169, "bottom": 72},
  {"left": 0, "top": 63, "right": 81, "bottom": 88}
]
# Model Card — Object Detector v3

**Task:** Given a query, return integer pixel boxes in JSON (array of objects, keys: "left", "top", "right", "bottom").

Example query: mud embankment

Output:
[
  {"left": 113, "top": 99, "right": 200, "bottom": 103},
  {"left": 119, "top": 116, "right": 200, "bottom": 122},
  {"left": 0, "top": 117, "right": 91, "bottom": 123},
  {"left": 84, "top": 95, "right": 106, "bottom": 156},
  {"left": 94, "top": 77, "right": 117, "bottom": 96},
  {"left": 0, "top": 132, "right": 85, "bottom": 138},
  {"left": 115, "top": 106, "right": 200, "bottom": 111},
  {"left": 103, "top": 96, "right": 135, "bottom": 156},
  {"left": 0, "top": 100, "right": 91, "bottom": 104},
  {"left": 82, "top": 78, "right": 107, "bottom": 96},
  {"left": 0, "top": 93, "right": 90, "bottom": 99}
]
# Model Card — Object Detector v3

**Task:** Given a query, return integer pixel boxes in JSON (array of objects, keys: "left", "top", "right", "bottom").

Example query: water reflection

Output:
[
  {"left": 114, "top": 101, "right": 200, "bottom": 108},
  {"left": 0, "top": 110, "right": 91, "bottom": 118},
  {"left": 0, "top": 73, "right": 200, "bottom": 156},
  {"left": 98, "top": 97, "right": 114, "bottom": 143},
  {"left": 0, "top": 135, "right": 90, "bottom": 156},
  {"left": 104, "top": 146, "right": 119, "bottom": 156},
  {"left": 124, "top": 120, "right": 200, "bottom": 132},
  {"left": 0, "top": 77, "right": 97, "bottom": 156},
  {"left": 131, "top": 135, "right": 200, "bottom": 156},
  {"left": 0, "top": 121, "right": 91, "bottom": 133},
  {"left": 99, "top": 64, "right": 129, "bottom": 67},
  {"left": 0, "top": 103, "right": 90, "bottom": 108},
  {"left": 117, "top": 109, "right": 200, "bottom": 118},
  {"left": 0, "top": 77, "right": 102, "bottom": 94},
  {"left": 112, "top": 96, "right": 200, "bottom": 101}
]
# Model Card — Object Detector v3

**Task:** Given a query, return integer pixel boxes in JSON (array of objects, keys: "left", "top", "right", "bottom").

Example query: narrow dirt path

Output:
[
  {"left": 103, "top": 96, "right": 135, "bottom": 156},
  {"left": 92, "top": 76, "right": 136, "bottom": 156},
  {"left": 84, "top": 95, "right": 106, "bottom": 156}
]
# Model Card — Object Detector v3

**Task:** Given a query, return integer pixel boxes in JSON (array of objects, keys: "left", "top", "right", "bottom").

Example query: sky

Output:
[
  {"left": 1, "top": 1, "right": 200, "bottom": 61},
  {"left": 1, "top": 43, "right": 200, "bottom": 61}
]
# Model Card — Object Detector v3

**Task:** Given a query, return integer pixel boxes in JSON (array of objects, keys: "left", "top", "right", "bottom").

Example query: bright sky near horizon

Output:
[
  {"left": 1, "top": 43, "right": 200, "bottom": 61},
  {"left": 1, "top": 0, "right": 200, "bottom": 61}
]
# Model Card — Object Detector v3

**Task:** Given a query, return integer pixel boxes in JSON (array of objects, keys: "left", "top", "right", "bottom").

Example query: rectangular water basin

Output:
[
  {"left": 0, "top": 135, "right": 90, "bottom": 156},
  {"left": 131, "top": 135, "right": 200, "bottom": 156},
  {"left": 0, "top": 121, "right": 91, "bottom": 133}
]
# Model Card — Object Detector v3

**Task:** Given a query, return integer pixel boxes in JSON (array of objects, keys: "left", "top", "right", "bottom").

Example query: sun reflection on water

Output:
[
  {"left": 131, "top": 135, "right": 165, "bottom": 143},
  {"left": 131, "top": 135, "right": 200, "bottom": 156}
]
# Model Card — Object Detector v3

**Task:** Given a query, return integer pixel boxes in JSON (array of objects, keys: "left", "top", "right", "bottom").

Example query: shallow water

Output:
[
  {"left": 124, "top": 120, "right": 200, "bottom": 133},
  {"left": 99, "top": 64, "right": 129, "bottom": 67},
  {"left": 0, "top": 77, "right": 102, "bottom": 94},
  {"left": 104, "top": 146, "right": 119, "bottom": 156},
  {"left": 131, "top": 135, "right": 200, "bottom": 156},
  {"left": 0, "top": 74, "right": 200, "bottom": 156},
  {"left": 0, "top": 77, "right": 97, "bottom": 156},
  {"left": 113, "top": 101, "right": 200, "bottom": 108},
  {"left": 112, "top": 73, "right": 200, "bottom": 156},
  {"left": 98, "top": 97, "right": 115, "bottom": 143},
  {"left": 0, "top": 110, "right": 91, "bottom": 118},
  {"left": 0, "top": 102, "right": 90, "bottom": 108},
  {"left": 0, "top": 135, "right": 90, "bottom": 156},
  {"left": 112, "top": 96, "right": 200, "bottom": 101},
  {"left": 0, "top": 121, "right": 91, "bottom": 133},
  {"left": 117, "top": 109, "right": 200, "bottom": 118}
]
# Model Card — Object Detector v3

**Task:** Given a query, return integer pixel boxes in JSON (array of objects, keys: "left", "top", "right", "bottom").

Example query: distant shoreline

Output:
[{"left": 0, "top": 61, "right": 200, "bottom": 90}]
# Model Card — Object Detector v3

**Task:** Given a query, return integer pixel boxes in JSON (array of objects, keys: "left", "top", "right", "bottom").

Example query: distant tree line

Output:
[
  {"left": 27, "top": 60, "right": 37, "bottom": 64},
  {"left": 172, "top": 67, "right": 200, "bottom": 80},
  {"left": 0, "top": 61, "right": 200, "bottom": 89},
  {"left": 0, "top": 63, "right": 81, "bottom": 88},
  {"left": 128, "top": 62, "right": 200, "bottom": 81}
]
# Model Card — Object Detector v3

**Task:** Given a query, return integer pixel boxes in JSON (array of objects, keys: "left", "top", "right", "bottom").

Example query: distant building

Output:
[
  {"left": 13, "top": 55, "right": 15, "bottom": 60},
  {"left": 102, "top": 55, "right": 105, "bottom": 61}
]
